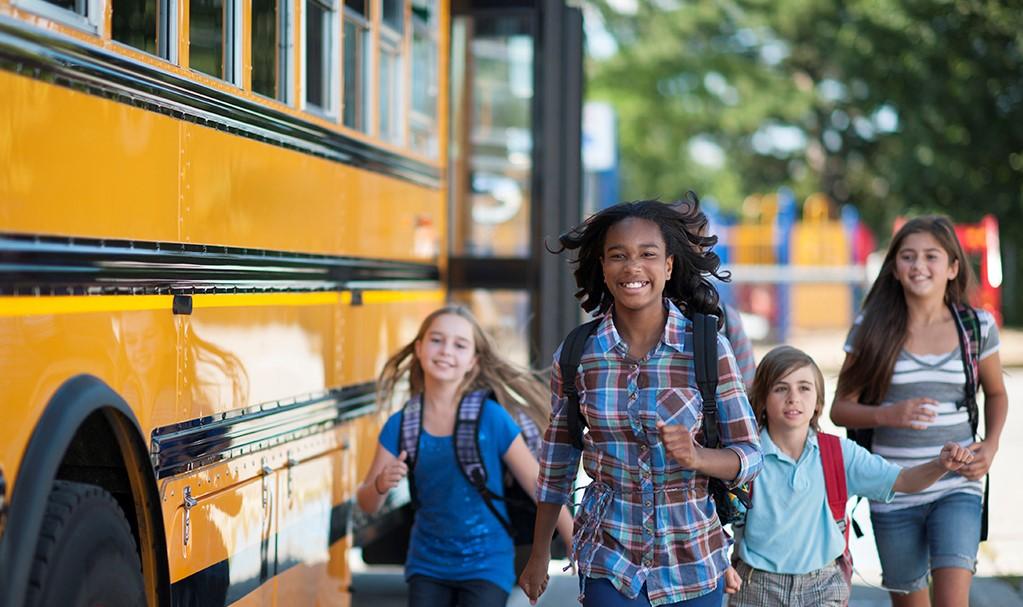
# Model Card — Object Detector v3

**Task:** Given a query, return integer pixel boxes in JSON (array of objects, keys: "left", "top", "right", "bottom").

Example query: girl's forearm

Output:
[
  {"left": 893, "top": 458, "right": 946, "bottom": 494},
  {"left": 830, "top": 396, "right": 885, "bottom": 429},
  {"left": 531, "top": 502, "right": 563, "bottom": 557},
  {"left": 356, "top": 476, "right": 386, "bottom": 514},
  {"left": 694, "top": 446, "right": 740, "bottom": 480},
  {"left": 983, "top": 393, "right": 1007, "bottom": 446}
]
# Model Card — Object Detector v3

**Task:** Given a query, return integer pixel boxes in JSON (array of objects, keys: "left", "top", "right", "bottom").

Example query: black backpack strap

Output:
[
  {"left": 951, "top": 303, "right": 982, "bottom": 437},
  {"left": 560, "top": 319, "right": 601, "bottom": 450},
  {"left": 399, "top": 396, "right": 424, "bottom": 508},
  {"left": 693, "top": 313, "right": 721, "bottom": 449},
  {"left": 453, "top": 390, "right": 516, "bottom": 536}
]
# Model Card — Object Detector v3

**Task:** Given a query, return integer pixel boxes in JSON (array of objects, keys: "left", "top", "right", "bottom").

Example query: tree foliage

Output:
[{"left": 587, "top": 0, "right": 1023, "bottom": 321}]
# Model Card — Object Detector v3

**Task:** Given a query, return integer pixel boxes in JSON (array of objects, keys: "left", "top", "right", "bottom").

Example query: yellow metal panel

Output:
[{"left": 0, "top": 71, "right": 182, "bottom": 242}]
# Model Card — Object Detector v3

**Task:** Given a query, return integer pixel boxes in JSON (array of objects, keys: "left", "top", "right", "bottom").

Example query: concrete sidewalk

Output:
[{"left": 351, "top": 571, "right": 1023, "bottom": 606}]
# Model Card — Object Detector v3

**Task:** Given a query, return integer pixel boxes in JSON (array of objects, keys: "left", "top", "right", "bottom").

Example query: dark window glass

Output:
[
  {"left": 305, "top": 0, "right": 330, "bottom": 110},
  {"left": 252, "top": 0, "right": 280, "bottom": 99},
  {"left": 113, "top": 0, "right": 158, "bottom": 54},
  {"left": 190, "top": 0, "right": 225, "bottom": 78},
  {"left": 382, "top": 0, "right": 402, "bottom": 33},
  {"left": 41, "top": 0, "right": 81, "bottom": 13},
  {"left": 343, "top": 0, "right": 364, "bottom": 15},
  {"left": 343, "top": 19, "right": 368, "bottom": 130}
]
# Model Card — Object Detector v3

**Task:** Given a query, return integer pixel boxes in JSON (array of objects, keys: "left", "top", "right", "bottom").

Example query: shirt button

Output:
[
  {"left": 643, "top": 557, "right": 653, "bottom": 567},
  {"left": 642, "top": 471, "right": 651, "bottom": 479},
  {"left": 628, "top": 392, "right": 637, "bottom": 401},
  {"left": 644, "top": 500, "right": 652, "bottom": 508}
]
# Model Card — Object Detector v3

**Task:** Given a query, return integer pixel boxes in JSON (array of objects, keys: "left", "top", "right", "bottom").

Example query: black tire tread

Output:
[{"left": 25, "top": 480, "right": 144, "bottom": 607}]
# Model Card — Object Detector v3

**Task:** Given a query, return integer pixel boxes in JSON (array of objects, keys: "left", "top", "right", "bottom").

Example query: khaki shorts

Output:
[{"left": 728, "top": 559, "right": 849, "bottom": 607}]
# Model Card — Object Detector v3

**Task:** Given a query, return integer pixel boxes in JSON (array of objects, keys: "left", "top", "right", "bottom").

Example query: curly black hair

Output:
[{"left": 550, "top": 193, "right": 729, "bottom": 319}]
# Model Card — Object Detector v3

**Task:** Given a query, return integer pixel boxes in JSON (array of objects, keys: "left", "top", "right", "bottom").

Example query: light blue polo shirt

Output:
[{"left": 734, "top": 428, "right": 901, "bottom": 574}]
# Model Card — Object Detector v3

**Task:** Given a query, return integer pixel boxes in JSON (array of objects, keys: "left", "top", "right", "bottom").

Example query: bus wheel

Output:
[{"left": 26, "top": 480, "right": 146, "bottom": 607}]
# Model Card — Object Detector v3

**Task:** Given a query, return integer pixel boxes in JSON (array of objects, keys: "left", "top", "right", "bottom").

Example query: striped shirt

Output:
[
  {"left": 843, "top": 309, "right": 999, "bottom": 512},
  {"left": 723, "top": 304, "right": 756, "bottom": 390},
  {"left": 537, "top": 300, "right": 763, "bottom": 605}
]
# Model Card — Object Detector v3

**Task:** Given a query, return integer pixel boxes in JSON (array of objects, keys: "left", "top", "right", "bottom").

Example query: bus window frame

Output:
[
  {"left": 342, "top": 5, "right": 371, "bottom": 132},
  {"left": 109, "top": 0, "right": 179, "bottom": 64},
  {"left": 187, "top": 0, "right": 243, "bottom": 87},
  {"left": 14, "top": 0, "right": 103, "bottom": 33},
  {"left": 301, "top": 0, "right": 341, "bottom": 119},
  {"left": 376, "top": 12, "right": 404, "bottom": 145},
  {"left": 408, "top": 0, "right": 438, "bottom": 157},
  {"left": 249, "top": 0, "right": 293, "bottom": 104}
]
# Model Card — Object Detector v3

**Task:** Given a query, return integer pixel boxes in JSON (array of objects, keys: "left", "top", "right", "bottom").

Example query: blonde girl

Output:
[{"left": 356, "top": 305, "right": 573, "bottom": 607}]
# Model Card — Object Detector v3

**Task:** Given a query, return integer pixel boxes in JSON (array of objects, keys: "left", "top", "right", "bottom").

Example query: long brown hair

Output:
[
  {"left": 376, "top": 305, "right": 551, "bottom": 430},
  {"left": 750, "top": 346, "right": 826, "bottom": 431},
  {"left": 836, "top": 215, "right": 973, "bottom": 404}
]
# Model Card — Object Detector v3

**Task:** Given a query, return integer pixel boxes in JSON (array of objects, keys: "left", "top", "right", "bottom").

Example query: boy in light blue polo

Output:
[{"left": 728, "top": 347, "right": 974, "bottom": 607}]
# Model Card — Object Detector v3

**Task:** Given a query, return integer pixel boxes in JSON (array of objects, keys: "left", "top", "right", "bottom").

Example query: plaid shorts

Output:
[{"left": 728, "top": 559, "right": 849, "bottom": 607}]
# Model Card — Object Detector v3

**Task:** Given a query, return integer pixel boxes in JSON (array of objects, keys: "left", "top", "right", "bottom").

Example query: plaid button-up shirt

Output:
[{"left": 537, "top": 300, "right": 762, "bottom": 605}]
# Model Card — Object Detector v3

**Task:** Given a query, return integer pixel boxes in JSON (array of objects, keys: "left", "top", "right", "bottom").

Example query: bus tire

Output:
[{"left": 25, "top": 480, "right": 146, "bottom": 607}]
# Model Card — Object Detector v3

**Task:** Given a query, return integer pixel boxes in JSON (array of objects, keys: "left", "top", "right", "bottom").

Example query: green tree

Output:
[{"left": 587, "top": 0, "right": 1023, "bottom": 323}]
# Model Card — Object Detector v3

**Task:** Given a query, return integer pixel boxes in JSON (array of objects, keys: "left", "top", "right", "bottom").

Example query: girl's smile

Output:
[
  {"left": 414, "top": 314, "right": 478, "bottom": 384},
  {"left": 601, "top": 217, "right": 674, "bottom": 313},
  {"left": 894, "top": 232, "right": 958, "bottom": 300}
]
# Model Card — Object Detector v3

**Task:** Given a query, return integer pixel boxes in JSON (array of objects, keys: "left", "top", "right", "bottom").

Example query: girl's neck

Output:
[
  {"left": 613, "top": 302, "right": 667, "bottom": 359},
  {"left": 905, "top": 293, "right": 949, "bottom": 325},
  {"left": 767, "top": 424, "right": 811, "bottom": 460},
  {"left": 421, "top": 377, "right": 461, "bottom": 411}
]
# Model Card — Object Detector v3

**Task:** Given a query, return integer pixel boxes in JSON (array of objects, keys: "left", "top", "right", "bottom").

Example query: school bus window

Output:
[
  {"left": 252, "top": 0, "right": 289, "bottom": 101},
  {"left": 112, "top": 0, "right": 159, "bottom": 56},
  {"left": 410, "top": 0, "right": 438, "bottom": 156},
  {"left": 305, "top": 0, "right": 337, "bottom": 114},
  {"left": 381, "top": 0, "right": 403, "bottom": 34},
  {"left": 190, "top": 0, "right": 239, "bottom": 82},
  {"left": 342, "top": 1, "right": 370, "bottom": 131},
  {"left": 378, "top": 3, "right": 404, "bottom": 144},
  {"left": 18, "top": 0, "right": 98, "bottom": 29}
]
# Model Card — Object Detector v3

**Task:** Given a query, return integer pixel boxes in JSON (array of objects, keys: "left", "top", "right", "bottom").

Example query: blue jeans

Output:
[
  {"left": 870, "top": 492, "right": 982, "bottom": 592},
  {"left": 407, "top": 575, "right": 509, "bottom": 607},
  {"left": 580, "top": 576, "right": 724, "bottom": 607}
]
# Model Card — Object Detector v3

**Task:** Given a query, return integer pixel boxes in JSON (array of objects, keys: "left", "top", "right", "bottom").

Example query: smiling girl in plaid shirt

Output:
[{"left": 520, "top": 195, "right": 763, "bottom": 607}]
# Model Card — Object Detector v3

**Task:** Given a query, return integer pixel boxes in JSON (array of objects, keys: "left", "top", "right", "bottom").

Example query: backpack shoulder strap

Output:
[
  {"left": 452, "top": 390, "right": 516, "bottom": 536},
  {"left": 951, "top": 303, "right": 982, "bottom": 436},
  {"left": 818, "top": 432, "right": 849, "bottom": 535},
  {"left": 560, "top": 319, "right": 601, "bottom": 450},
  {"left": 514, "top": 411, "right": 543, "bottom": 455},
  {"left": 399, "top": 396, "right": 425, "bottom": 506},
  {"left": 693, "top": 313, "right": 720, "bottom": 448}
]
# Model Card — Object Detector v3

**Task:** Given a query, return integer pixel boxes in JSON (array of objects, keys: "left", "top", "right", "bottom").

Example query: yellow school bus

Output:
[{"left": 0, "top": 0, "right": 448, "bottom": 604}]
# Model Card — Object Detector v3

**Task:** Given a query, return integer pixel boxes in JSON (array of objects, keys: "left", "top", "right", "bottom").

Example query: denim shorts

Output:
[{"left": 870, "top": 492, "right": 982, "bottom": 592}]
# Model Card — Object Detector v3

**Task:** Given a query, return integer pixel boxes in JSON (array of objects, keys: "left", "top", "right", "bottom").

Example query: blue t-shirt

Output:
[
  {"left": 734, "top": 429, "right": 901, "bottom": 574},
  {"left": 379, "top": 399, "right": 522, "bottom": 591}
]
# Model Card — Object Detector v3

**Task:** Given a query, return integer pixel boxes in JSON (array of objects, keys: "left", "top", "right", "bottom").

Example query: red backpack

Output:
[{"left": 818, "top": 432, "right": 853, "bottom": 592}]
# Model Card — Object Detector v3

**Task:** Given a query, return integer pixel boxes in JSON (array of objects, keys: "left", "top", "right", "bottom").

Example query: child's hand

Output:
[
  {"left": 959, "top": 440, "right": 998, "bottom": 480},
  {"left": 879, "top": 398, "right": 939, "bottom": 430},
  {"left": 938, "top": 442, "right": 974, "bottom": 472},
  {"left": 374, "top": 450, "right": 409, "bottom": 495},
  {"left": 723, "top": 566, "right": 742, "bottom": 594},
  {"left": 657, "top": 421, "right": 701, "bottom": 469},
  {"left": 518, "top": 551, "right": 551, "bottom": 605}
]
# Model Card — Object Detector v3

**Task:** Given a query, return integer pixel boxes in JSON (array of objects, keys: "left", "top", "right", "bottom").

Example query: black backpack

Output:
[{"left": 559, "top": 312, "right": 752, "bottom": 525}]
